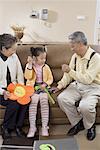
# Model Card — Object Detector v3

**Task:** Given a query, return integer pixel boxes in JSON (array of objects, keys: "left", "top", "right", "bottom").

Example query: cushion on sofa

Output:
[{"left": 0, "top": 43, "right": 100, "bottom": 126}]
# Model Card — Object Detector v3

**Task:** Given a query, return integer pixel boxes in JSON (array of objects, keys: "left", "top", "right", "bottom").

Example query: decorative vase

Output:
[
  {"left": 11, "top": 25, "right": 25, "bottom": 43},
  {"left": 14, "top": 31, "right": 24, "bottom": 42}
]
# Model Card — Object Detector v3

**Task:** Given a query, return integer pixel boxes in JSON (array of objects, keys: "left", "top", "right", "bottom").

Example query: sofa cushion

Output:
[
  {"left": 46, "top": 44, "right": 74, "bottom": 82},
  {"left": 46, "top": 44, "right": 74, "bottom": 68},
  {"left": 0, "top": 43, "right": 100, "bottom": 126}
]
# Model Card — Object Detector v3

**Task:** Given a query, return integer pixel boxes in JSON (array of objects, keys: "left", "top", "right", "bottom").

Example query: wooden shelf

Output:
[{"left": 17, "top": 42, "right": 67, "bottom": 46}]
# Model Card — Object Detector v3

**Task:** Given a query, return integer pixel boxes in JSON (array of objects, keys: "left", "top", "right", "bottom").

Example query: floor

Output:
[
  {"left": 0, "top": 125, "right": 100, "bottom": 150},
  {"left": 39, "top": 125, "right": 100, "bottom": 150}
]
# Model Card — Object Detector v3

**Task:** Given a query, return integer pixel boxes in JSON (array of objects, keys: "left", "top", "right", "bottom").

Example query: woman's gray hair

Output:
[
  {"left": 68, "top": 31, "right": 87, "bottom": 45},
  {"left": 0, "top": 34, "right": 16, "bottom": 50}
]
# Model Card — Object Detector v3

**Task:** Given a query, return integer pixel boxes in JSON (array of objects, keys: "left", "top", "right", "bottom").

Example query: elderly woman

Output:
[{"left": 0, "top": 33, "right": 28, "bottom": 139}]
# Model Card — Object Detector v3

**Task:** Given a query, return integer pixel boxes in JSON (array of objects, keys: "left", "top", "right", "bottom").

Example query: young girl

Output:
[{"left": 24, "top": 47, "right": 53, "bottom": 138}]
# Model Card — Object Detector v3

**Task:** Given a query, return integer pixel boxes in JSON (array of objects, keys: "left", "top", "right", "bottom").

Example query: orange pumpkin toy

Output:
[{"left": 7, "top": 83, "right": 34, "bottom": 105}]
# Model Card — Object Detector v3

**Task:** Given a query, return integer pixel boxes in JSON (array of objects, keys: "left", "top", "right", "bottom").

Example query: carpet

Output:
[
  {"left": 1, "top": 135, "right": 39, "bottom": 150},
  {"left": 34, "top": 137, "right": 79, "bottom": 150}
]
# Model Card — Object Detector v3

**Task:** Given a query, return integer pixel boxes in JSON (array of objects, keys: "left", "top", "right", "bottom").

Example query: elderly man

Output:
[{"left": 55, "top": 31, "right": 100, "bottom": 140}]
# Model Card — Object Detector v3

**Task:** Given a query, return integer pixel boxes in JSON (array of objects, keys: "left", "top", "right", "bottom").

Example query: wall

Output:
[
  {"left": 0, "top": 0, "right": 97, "bottom": 43},
  {"left": 94, "top": 0, "right": 100, "bottom": 44}
]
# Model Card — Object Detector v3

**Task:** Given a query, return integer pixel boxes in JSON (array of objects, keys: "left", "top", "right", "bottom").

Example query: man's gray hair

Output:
[{"left": 68, "top": 31, "right": 87, "bottom": 45}]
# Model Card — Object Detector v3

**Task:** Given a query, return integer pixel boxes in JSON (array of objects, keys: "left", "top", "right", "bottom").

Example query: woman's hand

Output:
[{"left": 3, "top": 90, "right": 11, "bottom": 100}]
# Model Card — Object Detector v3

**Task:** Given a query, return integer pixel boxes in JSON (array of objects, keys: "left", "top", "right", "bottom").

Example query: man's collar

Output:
[{"left": 81, "top": 46, "right": 94, "bottom": 60}]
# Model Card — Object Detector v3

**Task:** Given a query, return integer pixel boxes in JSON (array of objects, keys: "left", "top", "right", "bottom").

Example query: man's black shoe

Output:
[
  {"left": 67, "top": 119, "right": 85, "bottom": 136},
  {"left": 1, "top": 126, "right": 11, "bottom": 139},
  {"left": 16, "top": 128, "right": 26, "bottom": 137},
  {"left": 87, "top": 124, "right": 96, "bottom": 141}
]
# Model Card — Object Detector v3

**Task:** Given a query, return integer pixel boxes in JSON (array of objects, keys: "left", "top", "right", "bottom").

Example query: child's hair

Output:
[
  {"left": 30, "top": 47, "right": 46, "bottom": 57},
  {"left": 0, "top": 33, "right": 17, "bottom": 50}
]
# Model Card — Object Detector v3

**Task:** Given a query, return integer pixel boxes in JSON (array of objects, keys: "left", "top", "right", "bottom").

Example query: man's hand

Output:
[
  {"left": 3, "top": 91, "right": 11, "bottom": 100},
  {"left": 62, "top": 64, "right": 70, "bottom": 73},
  {"left": 53, "top": 87, "right": 60, "bottom": 93}
]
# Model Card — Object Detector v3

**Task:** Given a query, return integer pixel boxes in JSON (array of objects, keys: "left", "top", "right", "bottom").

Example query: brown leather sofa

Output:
[{"left": 0, "top": 43, "right": 100, "bottom": 126}]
